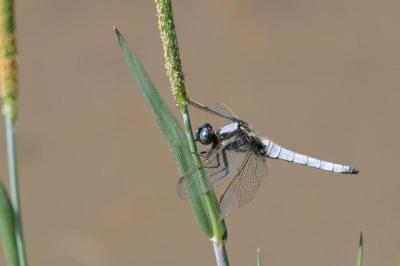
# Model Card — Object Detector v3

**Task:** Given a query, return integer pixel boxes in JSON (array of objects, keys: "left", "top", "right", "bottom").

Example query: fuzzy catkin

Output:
[
  {"left": 155, "top": 0, "right": 187, "bottom": 111},
  {"left": 0, "top": 0, "right": 17, "bottom": 119}
]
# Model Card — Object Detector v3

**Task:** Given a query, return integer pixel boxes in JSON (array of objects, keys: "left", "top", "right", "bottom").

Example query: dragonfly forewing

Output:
[{"left": 215, "top": 102, "right": 240, "bottom": 127}]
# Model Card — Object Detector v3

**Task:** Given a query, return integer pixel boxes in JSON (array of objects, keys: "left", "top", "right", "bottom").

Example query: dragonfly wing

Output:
[
  {"left": 210, "top": 142, "right": 250, "bottom": 184},
  {"left": 177, "top": 141, "right": 238, "bottom": 199},
  {"left": 215, "top": 102, "right": 240, "bottom": 126},
  {"left": 177, "top": 168, "right": 211, "bottom": 199},
  {"left": 218, "top": 148, "right": 267, "bottom": 219}
]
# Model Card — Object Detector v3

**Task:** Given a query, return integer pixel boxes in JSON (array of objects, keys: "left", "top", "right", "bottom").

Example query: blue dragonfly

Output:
[{"left": 178, "top": 99, "right": 359, "bottom": 218}]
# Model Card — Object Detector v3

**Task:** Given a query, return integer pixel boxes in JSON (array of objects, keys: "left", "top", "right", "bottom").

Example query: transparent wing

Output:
[
  {"left": 215, "top": 102, "right": 240, "bottom": 127},
  {"left": 218, "top": 147, "right": 267, "bottom": 219},
  {"left": 177, "top": 140, "right": 235, "bottom": 199},
  {"left": 207, "top": 137, "right": 253, "bottom": 186},
  {"left": 177, "top": 165, "right": 210, "bottom": 199},
  {"left": 177, "top": 134, "right": 254, "bottom": 199}
]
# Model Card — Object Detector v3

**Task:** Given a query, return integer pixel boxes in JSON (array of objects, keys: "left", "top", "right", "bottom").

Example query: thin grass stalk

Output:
[
  {"left": 4, "top": 120, "right": 24, "bottom": 265},
  {"left": 213, "top": 242, "right": 230, "bottom": 266},
  {"left": 5, "top": 116, "right": 26, "bottom": 266},
  {"left": 357, "top": 232, "right": 364, "bottom": 266},
  {"left": 154, "top": 0, "right": 229, "bottom": 264},
  {"left": 181, "top": 111, "right": 224, "bottom": 241},
  {"left": 0, "top": 0, "right": 28, "bottom": 265},
  {"left": 256, "top": 248, "right": 261, "bottom": 266},
  {"left": 154, "top": 0, "right": 223, "bottom": 240}
]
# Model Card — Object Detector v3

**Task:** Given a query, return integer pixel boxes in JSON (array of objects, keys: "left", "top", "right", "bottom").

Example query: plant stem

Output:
[
  {"left": 0, "top": 0, "right": 28, "bottom": 265},
  {"left": 182, "top": 111, "right": 223, "bottom": 242},
  {"left": 357, "top": 232, "right": 363, "bottom": 266},
  {"left": 5, "top": 116, "right": 27, "bottom": 266},
  {"left": 213, "top": 241, "right": 230, "bottom": 266},
  {"left": 154, "top": 0, "right": 230, "bottom": 264},
  {"left": 256, "top": 248, "right": 261, "bottom": 266}
]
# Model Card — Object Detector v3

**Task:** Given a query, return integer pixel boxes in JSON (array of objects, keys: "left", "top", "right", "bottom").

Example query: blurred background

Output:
[{"left": 0, "top": 0, "right": 398, "bottom": 265}]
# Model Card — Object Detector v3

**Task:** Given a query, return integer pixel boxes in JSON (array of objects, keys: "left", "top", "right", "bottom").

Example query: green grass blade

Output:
[
  {"left": 114, "top": 28, "right": 227, "bottom": 239},
  {"left": 0, "top": 181, "right": 18, "bottom": 266},
  {"left": 256, "top": 248, "right": 261, "bottom": 266},
  {"left": 357, "top": 232, "right": 364, "bottom": 266}
]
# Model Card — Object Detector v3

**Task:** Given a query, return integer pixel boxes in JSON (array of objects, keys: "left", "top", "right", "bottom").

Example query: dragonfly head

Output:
[{"left": 195, "top": 123, "right": 218, "bottom": 146}]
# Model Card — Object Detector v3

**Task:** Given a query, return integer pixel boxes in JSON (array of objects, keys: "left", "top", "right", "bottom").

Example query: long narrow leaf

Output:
[
  {"left": 114, "top": 28, "right": 227, "bottom": 239},
  {"left": 0, "top": 181, "right": 18, "bottom": 266}
]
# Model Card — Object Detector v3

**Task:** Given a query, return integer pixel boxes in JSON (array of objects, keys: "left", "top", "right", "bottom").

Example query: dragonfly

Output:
[{"left": 177, "top": 98, "right": 359, "bottom": 219}]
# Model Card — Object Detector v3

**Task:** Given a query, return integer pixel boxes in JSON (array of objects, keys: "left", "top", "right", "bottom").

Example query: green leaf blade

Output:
[
  {"left": 0, "top": 181, "right": 18, "bottom": 266},
  {"left": 114, "top": 28, "right": 227, "bottom": 239}
]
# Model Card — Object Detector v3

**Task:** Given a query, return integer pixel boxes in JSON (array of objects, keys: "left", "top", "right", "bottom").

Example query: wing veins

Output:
[
  {"left": 177, "top": 135, "right": 244, "bottom": 199},
  {"left": 219, "top": 148, "right": 267, "bottom": 218}
]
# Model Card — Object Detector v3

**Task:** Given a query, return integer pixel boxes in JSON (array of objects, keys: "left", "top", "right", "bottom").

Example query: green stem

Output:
[
  {"left": 5, "top": 118, "right": 27, "bottom": 266},
  {"left": 182, "top": 111, "right": 223, "bottom": 242},
  {"left": 5, "top": 116, "right": 27, "bottom": 266},
  {"left": 256, "top": 248, "right": 261, "bottom": 266},
  {"left": 155, "top": 0, "right": 228, "bottom": 253},
  {"left": 0, "top": 0, "right": 28, "bottom": 265},
  {"left": 213, "top": 242, "right": 230, "bottom": 266}
]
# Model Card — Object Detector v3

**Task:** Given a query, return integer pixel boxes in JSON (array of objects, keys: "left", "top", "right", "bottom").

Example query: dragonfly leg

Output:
[
  {"left": 220, "top": 150, "right": 230, "bottom": 178},
  {"left": 203, "top": 152, "right": 222, "bottom": 169},
  {"left": 191, "top": 151, "right": 209, "bottom": 158},
  {"left": 209, "top": 149, "right": 230, "bottom": 183},
  {"left": 199, "top": 146, "right": 230, "bottom": 181}
]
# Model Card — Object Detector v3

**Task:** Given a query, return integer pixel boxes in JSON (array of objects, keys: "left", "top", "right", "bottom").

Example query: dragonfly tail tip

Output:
[{"left": 350, "top": 167, "right": 359, "bottom": 174}]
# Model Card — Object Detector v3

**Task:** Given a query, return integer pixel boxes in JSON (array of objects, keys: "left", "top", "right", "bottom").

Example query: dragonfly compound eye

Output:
[{"left": 196, "top": 123, "right": 215, "bottom": 145}]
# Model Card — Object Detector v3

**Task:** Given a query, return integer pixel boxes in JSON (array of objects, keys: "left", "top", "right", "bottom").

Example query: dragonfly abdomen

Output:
[{"left": 261, "top": 139, "right": 358, "bottom": 174}]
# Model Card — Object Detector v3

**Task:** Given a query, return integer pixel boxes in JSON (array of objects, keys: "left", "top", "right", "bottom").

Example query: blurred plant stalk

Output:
[
  {"left": 154, "top": 0, "right": 230, "bottom": 265},
  {"left": 357, "top": 232, "right": 364, "bottom": 266},
  {"left": 0, "top": 0, "right": 28, "bottom": 265}
]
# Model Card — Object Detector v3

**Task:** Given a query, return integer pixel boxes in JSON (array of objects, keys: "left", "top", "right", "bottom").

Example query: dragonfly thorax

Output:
[
  {"left": 196, "top": 121, "right": 266, "bottom": 156},
  {"left": 218, "top": 122, "right": 240, "bottom": 138}
]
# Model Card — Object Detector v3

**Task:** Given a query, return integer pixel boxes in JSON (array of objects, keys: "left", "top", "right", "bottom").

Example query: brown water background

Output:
[{"left": 0, "top": 1, "right": 399, "bottom": 265}]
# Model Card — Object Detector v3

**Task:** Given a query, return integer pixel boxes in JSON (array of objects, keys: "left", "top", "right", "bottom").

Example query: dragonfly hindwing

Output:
[{"left": 219, "top": 143, "right": 267, "bottom": 218}]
